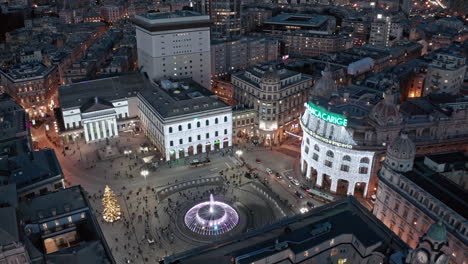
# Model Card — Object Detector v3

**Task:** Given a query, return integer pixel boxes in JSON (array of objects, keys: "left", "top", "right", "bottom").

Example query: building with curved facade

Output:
[{"left": 300, "top": 70, "right": 468, "bottom": 198}]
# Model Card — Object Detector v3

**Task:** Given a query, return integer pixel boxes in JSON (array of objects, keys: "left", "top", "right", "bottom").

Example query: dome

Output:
[
  {"left": 369, "top": 91, "right": 401, "bottom": 126},
  {"left": 387, "top": 132, "right": 416, "bottom": 161},
  {"left": 261, "top": 66, "right": 280, "bottom": 84},
  {"left": 311, "top": 68, "right": 337, "bottom": 98},
  {"left": 426, "top": 221, "right": 447, "bottom": 243}
]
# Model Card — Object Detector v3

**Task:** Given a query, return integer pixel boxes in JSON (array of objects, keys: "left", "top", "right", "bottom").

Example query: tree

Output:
[{"left": 102, "top": 185, "right": 121, "bottom": 223}]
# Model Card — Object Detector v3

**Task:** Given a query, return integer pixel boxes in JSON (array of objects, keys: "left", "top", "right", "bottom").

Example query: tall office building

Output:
[
  {"left": 194, "top": 0, "right": 241, "bottom": 39},
  {"left": 133, "top": 11, "right": 212, "bottom": 89},
  {"left": 369, "top": 14, "right": 402, "bottom": 47}
]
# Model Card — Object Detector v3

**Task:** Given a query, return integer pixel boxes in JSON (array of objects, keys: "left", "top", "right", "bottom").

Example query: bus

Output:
[
  {"left": 306, "top": 188, "right": 335, "bottom": 203},
  {"left": 189, "top": 158, "right": 211, "bottom": 168}
]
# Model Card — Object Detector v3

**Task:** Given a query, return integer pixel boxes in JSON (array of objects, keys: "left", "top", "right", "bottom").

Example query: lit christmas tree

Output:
[{"left": 102, "top": 185, "right": 121, "bottom": 223}]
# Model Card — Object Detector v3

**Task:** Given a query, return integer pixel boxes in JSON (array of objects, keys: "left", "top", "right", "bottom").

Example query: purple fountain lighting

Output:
[{"left": 184, "top": 194, "right": 239, "bottom": 236}]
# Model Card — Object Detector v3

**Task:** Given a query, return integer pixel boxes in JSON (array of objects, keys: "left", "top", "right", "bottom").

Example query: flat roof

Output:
[
  {"left": 404, "top": 156, "right": 468, "bottom": 219},
  {"left": 265, "top": 13, "right": 330, "bottom": 28},
  {"left": 58, "top": 72, "right": 150, "bottom": 109},
  {"left": 133, "top": 11, "right": 210, "bottom": 32},
  {"left": 164, "top": 196, "right": 408, "bottom": 264},
  {"left": 138, "top": 79, "right": 230, "bottom": 119},
  {"left": 425, "top": 151, "right": 467, "bottom": 165},
  {"left": 0, "top": 207, "right": 19, "bottom": 245},
  {"left": 0, "top": 63, "right": 56, "bottom": 82}
]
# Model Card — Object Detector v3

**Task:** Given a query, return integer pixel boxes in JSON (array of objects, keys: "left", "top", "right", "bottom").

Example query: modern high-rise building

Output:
[
  {"left": 133, "top": 11, "right": 212, "bottom": 89},
  {"left": 369, "top": 15, "right": 402, "bottom": 47},
  {"left": 193, "top": 0, "right": 241, "bottom": 38}
]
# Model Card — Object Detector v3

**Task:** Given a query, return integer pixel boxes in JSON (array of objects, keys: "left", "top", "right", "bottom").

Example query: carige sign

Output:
[{"left": 305, "top": 102, "right": 348, "bottom": 127}]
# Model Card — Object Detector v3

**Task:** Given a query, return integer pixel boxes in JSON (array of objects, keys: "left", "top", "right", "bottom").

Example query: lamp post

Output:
[{"left": 141, "top": 169, "right": 149, "bottom": 185}]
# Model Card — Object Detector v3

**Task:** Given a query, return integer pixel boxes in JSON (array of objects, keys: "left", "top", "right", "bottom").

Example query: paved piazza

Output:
[{"left": 32, "top": 128, "right": 327, "bottom": 263}]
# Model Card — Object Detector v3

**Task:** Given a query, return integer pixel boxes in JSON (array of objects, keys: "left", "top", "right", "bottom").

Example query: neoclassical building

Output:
[
  {"left": 138, "top": 79, "right": 232, "bottom": 161},
  {"left": 300, "top": 71, "right": 468, "bottom": 198},
  {"left": 373, "top": 133, "right": 467, "bottom": 263},
  {"left": 232, "top": 63, "right": 314, "bottom": 144}
]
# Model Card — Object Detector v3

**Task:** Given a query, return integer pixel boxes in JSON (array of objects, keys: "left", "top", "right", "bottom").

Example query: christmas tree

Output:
[{"left": 102, "top": 185, "right": 121, "bottom": 223}]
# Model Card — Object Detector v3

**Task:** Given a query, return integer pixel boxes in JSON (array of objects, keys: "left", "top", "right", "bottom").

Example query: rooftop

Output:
[
  {"left": 404, "top": 155, "right": 468, "bottom": 219},
  {"left": 164, "top": 196, "right": 408, "bottom": 264},
  {"left": 0, "top": 63, "right": 56, "bottom": 82},
  {"left": 138, "top": 79, "right": 230, "bottom": 120},
  {"left": 58, "top": 72, "right": 150, "bottom": 109},
  {"left": 0, "top": 207, "right": 19, "bottom": 245},
  {"left": 133, "top": 11, "right": 210, "bottom": 32},
  {"left": 265, "top": 13, "right": 330, "bottom": 28}
]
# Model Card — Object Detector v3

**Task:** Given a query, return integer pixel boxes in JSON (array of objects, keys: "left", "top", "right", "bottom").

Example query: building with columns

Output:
[
  {"left": 58, "top": 73, "right": 148, "bottom": 143},
  {"left": 300, "top": 70, "right": 468, "bottom": 198},
  {"left": 373, "top": 133, "right": 467, "bottom": 263},
  {"left": 138, "top": 79, "right": 232, "bottom": 161}
]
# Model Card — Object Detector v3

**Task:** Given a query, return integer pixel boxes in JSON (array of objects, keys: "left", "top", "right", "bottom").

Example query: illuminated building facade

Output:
[
  {"left": 232, "top": 63, "right": 313, "bottom": 145},
  {"left": 300, "top": 70, "right": 468, "bottom": 198},
  {"left": 210, "top": 0, "right": 241, "bottom": 38}
]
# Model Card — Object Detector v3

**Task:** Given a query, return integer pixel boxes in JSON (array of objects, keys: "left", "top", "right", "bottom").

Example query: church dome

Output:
[
  {"left": 261, "top": 66, "right": 280, "bottom": 84},
  {"left": 387, "top": 132, "right": 416, "bottom": 161},
  {"left": 311, "top": 68, "right": 337, "bottom": 98},
  {"left": 369, "top": 90, "right": 401, "bottom": 126},
  {"left": 426, "top": 221, "right": 447, "bottom": 243}
]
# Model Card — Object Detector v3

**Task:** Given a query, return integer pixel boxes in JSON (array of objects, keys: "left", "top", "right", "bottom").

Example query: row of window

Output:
[
  {"left": 169, "top": 129, "right": 228, "bottom": 146},
  {"left": 305, "top": 144, "right": 370, "bottom": 164},
  {"left": 168, "top": 116, "right": 229, "bottom": 133}
]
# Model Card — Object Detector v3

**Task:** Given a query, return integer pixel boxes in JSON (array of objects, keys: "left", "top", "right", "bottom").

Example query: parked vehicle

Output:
[
  {"left": 291, "top": 179, "right": 300, "bottom": 186},
  {"left": 266, "top": 168, "right": 273, "bottom": 175},
  {"left": 295, "top": 191, "right": 304, "bottom": 199},
  {"left": 255, "top": 159, "right": 261, "bottom": 163}
]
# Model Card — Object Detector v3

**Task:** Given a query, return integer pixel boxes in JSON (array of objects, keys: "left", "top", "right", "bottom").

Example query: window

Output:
[
  {"left": 178, "top": 125, "right": 182, "bottom": 131},
  {"left": 224, "top": 116, "right": 228, "bottom": 122},
  {"left": 359, "top": 167, "right": 368, "bottom": 174},
  {"left": 314, "top": 144, "right": 320, "bottom": 151},
  {"left": 189, "top": 137, "right": 192, "bottom": 142},
  {"left": 170, "top": 141, "right": 174, "bottom": 147},
  {"left": 206, "top": 120, "right": 209, "bottom": 126},
  {"left": 215, "top": 131, "right": 219, "bottom": 137},
  {"left": 313, "top": 153, "right": 319, "bottom": 161},
  {"left": 224, "top": 129, "right": 227, "bottom": 135},
  {"left": 215, "top": 118, "right": 218, "bottom": 124},
  {"left": 324, "top": 160, "right": 333, "bottom": 168},
  {"left": 179, "top": 139, "right": 183, "bottom": 144},
  {"left": 340, "top": 164, "right": 349, "bottom": 172},
  {"left": 326, "top": 150, "right": 334, "bottom": 158},
  {"left": 197, "top": 122, "right": 201, "bottom": 127},
  {"left": 188, "top": 123, "right": 192, "bottom": 129},
  {"left": 169, "top": 127, "right": 173, "bottom": 133},
  {"left": 206, "top": 133, "right": 209, "bottom": 138},
  {"left": 197, "top": 135, "right": 201, "bottom": 140},
  {"left": 343, "top": 155, "right": 351, "bottom": 162},
  {"left": 360, "top": 157, "right": 370, "bottom": 164},
  {"left": 305, "top": 146, "right": 309, "bottom": 154},
  {"left": 306, "top": 137, "right": 310, "bottom": 145}
]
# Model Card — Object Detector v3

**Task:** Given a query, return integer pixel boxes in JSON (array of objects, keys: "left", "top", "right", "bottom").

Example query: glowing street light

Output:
[
  {"left": 141, "top": 170, "right": 149, "bottom": 184},
  {"left": 235, "top": 150, "right": 243, "bottom": 157}
]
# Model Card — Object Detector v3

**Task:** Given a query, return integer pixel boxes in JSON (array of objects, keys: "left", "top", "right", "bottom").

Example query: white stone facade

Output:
[
  {"left": 300, "top": 109, "right": 375, "bottom": 197},
  {"left": 139, "top": 101, "right": 232, "bottom": 161}
]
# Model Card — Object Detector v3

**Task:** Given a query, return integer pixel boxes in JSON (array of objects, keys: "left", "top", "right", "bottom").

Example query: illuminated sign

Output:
[{"left": 305, "top": 102, "right": 348, "bottom": 127}]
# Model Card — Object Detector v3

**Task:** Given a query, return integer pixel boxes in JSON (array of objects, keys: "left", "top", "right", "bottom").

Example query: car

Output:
[
  {"left": 255, "top": 159, "right": 261, "bottom": 163},
  {"left": 266, "top": 168, "right": 273, "bottom": 175},
  {"left": 291, "top": 179, "right": 300, "bottom": 186},
  {"left": 295, "top": 191, "right": 304, "bottom": 199},
  {"left": 300, "top": 185, "right": 309, "bottom": 191},
  {"left": 306, "top": 201, "right": 315, "bottom": 208},
  {"left": 275, "top": 172, "right": 282, "bottom": 179}
]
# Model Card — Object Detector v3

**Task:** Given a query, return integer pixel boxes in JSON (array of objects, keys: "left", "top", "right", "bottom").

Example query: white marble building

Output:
[
  {"left": 58, "top": 74, "right": 148, "bottom": 143},
  {"left": 138, "top": 79, "right": 232, "bottom": 161}
]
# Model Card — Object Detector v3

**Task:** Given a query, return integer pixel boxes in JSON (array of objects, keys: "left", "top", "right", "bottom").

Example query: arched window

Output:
[
  {"left": 314, "top": 144, "right": 320, "bottom": 152},
  {"left": 215, "top": 118, "right": 218, "bottom": 124},
  {"left": 169, "top": 127, "right": 173, "bottom": 133},
  {"left": 188, "top": 123, "right": 192, "bottom": 129},
  {"left": 197, "top": 122, "right": 201, "bottom": 128},
  {"left": 343, "top": 155, "right": 351, "bottom": 162},
  {"left": 326, "top": 150, "right": 334, "bottom": 158},
  {"left": 224, "top": 116, "right": 228, "bottom": 122},
  {"left": 206, "top": 120, "right": 209, "bottom": 126},
  {"left": 360, "top": 157, "right": 370, "bottom": 164},
  {"left": 178, "top": 125, "right": 182, "bottom": 131}
]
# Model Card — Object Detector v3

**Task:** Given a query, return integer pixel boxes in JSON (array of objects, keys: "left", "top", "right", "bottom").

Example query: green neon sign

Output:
[{"left": 305, "top": 102, "right": 348, "bottom": 127}]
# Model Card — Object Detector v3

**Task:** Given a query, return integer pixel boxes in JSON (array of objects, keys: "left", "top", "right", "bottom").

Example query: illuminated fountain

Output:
[{"left": 184, "top": 194, "right": 239, "bottom": 236}]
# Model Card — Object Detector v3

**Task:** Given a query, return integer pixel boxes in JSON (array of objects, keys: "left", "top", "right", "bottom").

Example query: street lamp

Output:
[
  {"left": 141, "top": 169, "right": 149, "bottom": 184},
  {"left": 235, "top": 150, "right": 243, "bottom": 157}
]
